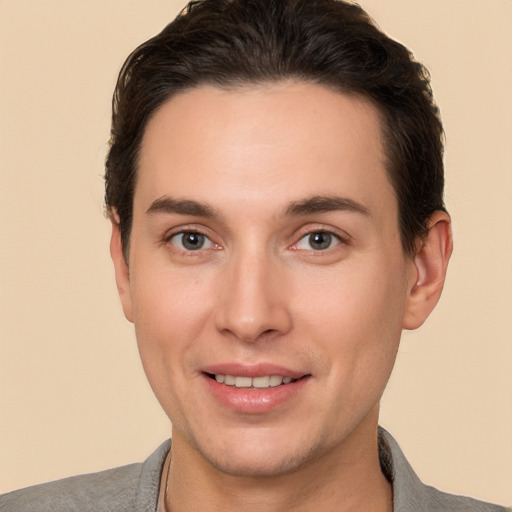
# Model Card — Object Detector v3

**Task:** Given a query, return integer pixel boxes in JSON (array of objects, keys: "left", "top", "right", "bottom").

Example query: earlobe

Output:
[
  {"left": 402, "top": 211, "right": 453, "bottom": 330},
  {"left": 110, "top": 214, "right": 134, "bottom": 323}
]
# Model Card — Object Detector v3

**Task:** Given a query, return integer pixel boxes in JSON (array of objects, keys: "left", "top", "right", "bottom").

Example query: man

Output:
[{"left": 1, "top": 0, "right": 509, "bottom": 510}]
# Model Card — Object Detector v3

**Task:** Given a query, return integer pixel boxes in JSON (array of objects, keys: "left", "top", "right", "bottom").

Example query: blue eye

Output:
[
  {"left": 170, "top": 232, "right": 213, "bottom": 251},
  {"left": 296, "top": 231, "right": 340, "bottom": 251}
]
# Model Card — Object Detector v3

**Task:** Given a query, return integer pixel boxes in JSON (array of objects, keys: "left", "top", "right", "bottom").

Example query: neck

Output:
[{"left": 165, "top": 417, "right": 392, "bottom": 512}]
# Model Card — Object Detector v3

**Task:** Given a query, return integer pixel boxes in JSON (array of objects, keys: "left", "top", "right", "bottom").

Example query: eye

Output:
[
  {"left": 169, "top": 231, "right": 214, "bottom": 251},
  {"left": 295, "top": 231, "right": 341, "bottom": 251}
]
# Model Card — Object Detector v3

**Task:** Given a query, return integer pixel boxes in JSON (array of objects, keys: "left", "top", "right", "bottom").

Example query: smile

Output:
[
  {"left": 212, "top": 374, "right": 296, "bottom": 388},
  {"left": 202, "top": 369, "right": 311, "bottom": 413}
]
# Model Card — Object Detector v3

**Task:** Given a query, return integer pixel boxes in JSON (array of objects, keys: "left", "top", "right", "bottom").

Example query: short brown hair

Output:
[{"left": 105, "top": 0, "right": 445, "bottom": 258}]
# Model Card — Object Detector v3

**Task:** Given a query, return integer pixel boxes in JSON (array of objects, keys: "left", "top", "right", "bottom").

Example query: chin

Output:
[
  {"left": 192, "top": 431, "right": 325, "bottom": 478},
  {"left": 205, "top": 449, "right": 314, "bottom": 478}
]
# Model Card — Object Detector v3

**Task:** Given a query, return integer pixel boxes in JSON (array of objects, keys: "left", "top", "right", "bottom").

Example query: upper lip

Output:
[{"left": 201, "top": 363, "right": 308, "bottom": 379}]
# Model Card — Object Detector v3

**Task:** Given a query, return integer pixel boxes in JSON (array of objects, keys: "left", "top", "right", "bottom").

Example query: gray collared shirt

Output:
[{"left": 1, "top": 428, "right": 509, "bottom": 511}]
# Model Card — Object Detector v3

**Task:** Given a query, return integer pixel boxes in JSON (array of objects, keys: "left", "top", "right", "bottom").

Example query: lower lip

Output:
[{"left": 202, "top": 374, "right": 310, "bottom": 414}]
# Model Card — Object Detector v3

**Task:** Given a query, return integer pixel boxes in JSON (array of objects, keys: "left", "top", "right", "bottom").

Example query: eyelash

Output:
[
  {"left": 292, "top": 231, "right": 343, "bottom": 252},
  {"left": 166, "top": 230, "right": 219, "bottom": 253},
  {"left": 165, "top": 227, "right": 348, "bottom": 256}
]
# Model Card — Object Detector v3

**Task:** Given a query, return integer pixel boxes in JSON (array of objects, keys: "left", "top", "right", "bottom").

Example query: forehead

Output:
[{"left": 136, "top": 81, "right": 395, "bottom": 222}]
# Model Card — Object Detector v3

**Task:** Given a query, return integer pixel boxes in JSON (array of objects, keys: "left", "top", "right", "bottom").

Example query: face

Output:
[{"left": 113, "top": 82, "right": 420, "bottom": 477}]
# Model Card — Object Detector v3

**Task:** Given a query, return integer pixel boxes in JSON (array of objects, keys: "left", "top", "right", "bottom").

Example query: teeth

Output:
[
  {"left": 224, "top": 375, "right": 236, "bottom": 385},
  {"left": 269, "top": 375, "right": 283, "bottom": 387},
  {"left": 252, "top": 376, "right": 270, "bottom": 388},
  {"left": 234, "top": 376, "right": 252, "bottom": 388},
  {"left": 213, "top": 374, "right": 296, "bottom": 389}
]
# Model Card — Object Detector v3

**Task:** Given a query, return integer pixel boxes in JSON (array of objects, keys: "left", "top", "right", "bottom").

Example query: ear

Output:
[
  {"left": 110, "top": 213, "right": 134, "bottom": 323},
  {"left": 402, "top": 211, "right": 453, "bottom": 330}
]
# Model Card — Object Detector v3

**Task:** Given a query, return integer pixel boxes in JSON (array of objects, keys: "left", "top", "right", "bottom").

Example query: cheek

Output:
[
  {"left": 128, "top": 265, "right": 218, "bottom": 426},
  {"left": 295, "top": 256, "right": 408, "bottom": 333},
  {"left": 293, "top": 259, "right": 407, "bottom": 387},
  {"left": 131, "top": 261, "right": 212, "bottom": 331},
  {"left": 129, "top": 264, "right": 214, "bottom": 381}
]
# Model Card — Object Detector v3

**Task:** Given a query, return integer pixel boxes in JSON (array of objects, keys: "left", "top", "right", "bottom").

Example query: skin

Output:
[{"left": 111, "top": 81, "right": 452, "bottom": 511}]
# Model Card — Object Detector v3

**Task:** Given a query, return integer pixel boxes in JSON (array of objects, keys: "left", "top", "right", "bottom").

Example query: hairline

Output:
[{"left": 116, "top": 79, "right": 413, "bottom": 262}]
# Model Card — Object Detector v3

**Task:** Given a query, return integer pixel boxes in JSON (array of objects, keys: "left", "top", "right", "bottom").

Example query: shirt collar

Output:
[{"left": 378, "top": 426, "right": 431, "bottom": 511}]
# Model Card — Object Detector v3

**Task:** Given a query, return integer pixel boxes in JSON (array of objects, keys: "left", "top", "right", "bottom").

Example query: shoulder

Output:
[
  {"left": 0, "top": 440, "right": 171, "bottom": 512},
  {"left": 0, "top": 464, "right": 141, "bottom": 512},
  {"left": 419, "top": 484, "right": 511, "bottom": 512},
  {"left": 379, "top": 428, "right": 511, "bottom": 512}
]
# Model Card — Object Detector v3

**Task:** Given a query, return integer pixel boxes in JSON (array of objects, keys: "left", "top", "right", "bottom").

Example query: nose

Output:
[{"left": 214, "top": 248, "right": 293, "bottom": 343}]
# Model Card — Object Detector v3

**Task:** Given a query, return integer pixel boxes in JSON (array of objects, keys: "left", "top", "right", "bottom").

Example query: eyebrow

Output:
[
  {"left": 145, "top": 194, "right": 369, "bottom": 219},
  {"left": 146, "top": 196, "right": 217, "bottom": 218},
  {"left": 285, "top": 195, "right": 370, "bottom": 217}
]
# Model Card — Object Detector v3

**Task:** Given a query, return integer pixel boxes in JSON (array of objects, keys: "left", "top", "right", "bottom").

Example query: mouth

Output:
[
  {"left": 201, "top": 364, "right": 311, "bottom": 413},
  {"left": 205, "top": 373, "right": 303, "bottom": 389}
]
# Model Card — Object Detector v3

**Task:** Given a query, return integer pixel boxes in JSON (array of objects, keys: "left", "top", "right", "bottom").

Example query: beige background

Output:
[{"left": 1, "top": 0, "right": 511, "bottom": 505}]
